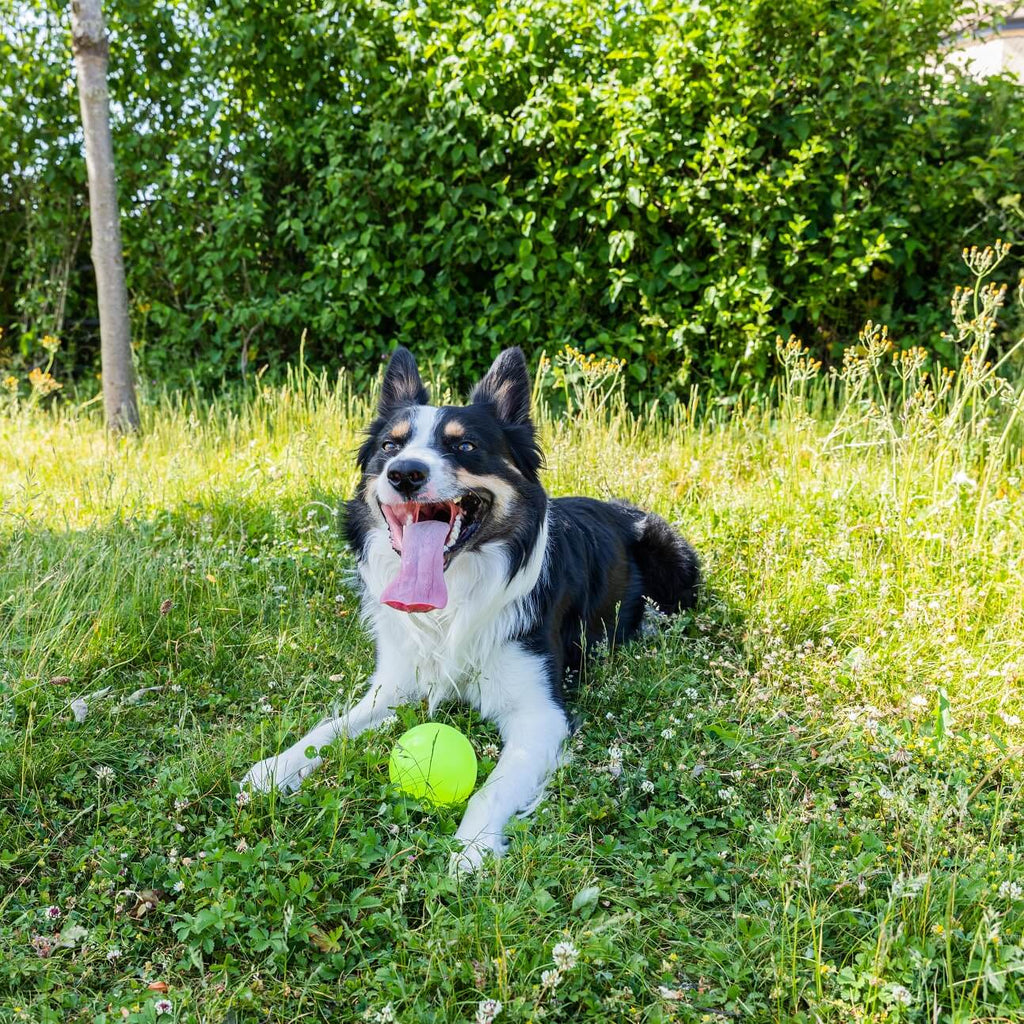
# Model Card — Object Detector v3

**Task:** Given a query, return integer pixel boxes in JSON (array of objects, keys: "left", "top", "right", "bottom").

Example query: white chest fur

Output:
[{"left": 358, "top": 515, "right": 549, "bottom": 712}]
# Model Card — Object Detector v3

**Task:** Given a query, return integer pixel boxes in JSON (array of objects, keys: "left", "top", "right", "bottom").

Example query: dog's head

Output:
[{"left": 351, "top": 347, "right": 545, "bottom": 611}]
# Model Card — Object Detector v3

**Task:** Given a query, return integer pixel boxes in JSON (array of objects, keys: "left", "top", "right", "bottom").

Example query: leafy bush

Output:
[{"left": 1, "top": 0, "right": 1023, "bottom": 396}]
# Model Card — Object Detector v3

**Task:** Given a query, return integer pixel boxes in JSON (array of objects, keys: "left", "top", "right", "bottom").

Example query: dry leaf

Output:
[
  {"left": 147, "top": 981, "right": 169, "bottom": 993},
  {"left": 308, "top": 925, "right": 340, "bottom": 953},
  {"left": 128, "top": 889, "right": 162, "bottom": 919}
]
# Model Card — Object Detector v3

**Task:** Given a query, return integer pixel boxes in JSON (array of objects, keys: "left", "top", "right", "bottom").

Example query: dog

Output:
[{"left": 242, "top": 347, "right": 700, "bottom": 873}]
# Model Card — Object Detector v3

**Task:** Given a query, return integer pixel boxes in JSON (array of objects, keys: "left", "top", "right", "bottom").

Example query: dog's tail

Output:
[{"left": 631, "top": 509, "right": 701, "bottom": 614}]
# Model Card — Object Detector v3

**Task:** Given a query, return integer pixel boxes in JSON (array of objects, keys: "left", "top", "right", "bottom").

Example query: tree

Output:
[{"left": 70, "top": 0, "right": 138, "bottom": 432}]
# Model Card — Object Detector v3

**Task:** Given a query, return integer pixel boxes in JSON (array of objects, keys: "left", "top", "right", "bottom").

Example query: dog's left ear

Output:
[
  {"left": 470, "top": 348, "right": 531, "bottom": 424},
  {"left": 379, "top": 346, "right": 429, "bottom": 413}
]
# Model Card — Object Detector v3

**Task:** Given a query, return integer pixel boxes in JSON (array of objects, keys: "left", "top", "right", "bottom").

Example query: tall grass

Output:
[{"left": 1, "top": 252, "right": 1023, "bottom": 1022}]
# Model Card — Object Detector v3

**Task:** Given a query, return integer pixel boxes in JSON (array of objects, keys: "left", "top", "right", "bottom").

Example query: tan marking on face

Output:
[
  {"left": 363, "top": 474, "right": 381, "bottom": 515},
  {"left": 455, "top": 469, "right": 517, "bottom": 516},
  {"left": 442, "top": 420, "right": 466, "bottom": 438},
  {"left": 389, "top": 419, "right": 411, "bottom": 441}
]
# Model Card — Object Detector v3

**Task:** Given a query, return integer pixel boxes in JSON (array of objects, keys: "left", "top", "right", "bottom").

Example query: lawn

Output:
[{"left": 2, "top": 277, "right": 1024, "bottom": 1022}]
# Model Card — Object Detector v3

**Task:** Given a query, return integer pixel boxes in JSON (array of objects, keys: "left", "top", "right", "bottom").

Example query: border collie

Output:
[{"left": 242, "top": 347, "right": 700, "bottom": 873}]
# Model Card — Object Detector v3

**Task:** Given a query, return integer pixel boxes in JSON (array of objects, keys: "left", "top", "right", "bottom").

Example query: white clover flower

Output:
[
  {"left": 172, "top": 880, "right": 184, "bottom": 893},
  {"left": 951, "top": 470, "right": 977, "bottom": 491},
  {"left": 551, "top": 940, "right": 579, "bottom": 971},
  {"left": 660, "top": 728, "right": 675, "bottom": 740},
  {"left": 475, "top": 998, "right": 502, "bottom": 1024},
  {"left": 640, "top": 779, "right": 655, "bottom": 794},
  {"left": 685, "top": 687, "right": 699, "bottom": 699},
  {"left": 998, "top": 880, "right": 1022, "bottom": 900},
  {"left": 154, "top": 999, "right": 173, "bottom": 1014},
  {"left": 878, "top": 785, "right": 894, "bottom": 801},
  {"left": 887, "top": 984, "right": 913, "bottom": 1007},
  {"left": 607, "top": 744, "right": 624, "bottom": 778},
  {"left": 44, "top": 905, "right": 61, "bottom": 920},
  {"left": 909, "top": 694, "right": 929, "bottom": 710},
  {"left": 717, "top": 786, "right": 735, "bottom": 804},
  {"left": 482, "top": 743, "right": 500, "bottom": 759},
  {"left": 235, "top": 790, "right": 251, "bottom": 808},
  {"left": 373, "top": 1005, "right": 396, "bottom": 1024},
  {"left": 94, "top": 765, "right": 115, "bottom": 783},
  {"left": 106, "top": 947, "right": 122, "bottom": 961},
  {"left": 541, "top": 968, "right": 562, "bottom": 988},
  {"left": 173, "top": 798, "right": 189, "bottom": 813}
]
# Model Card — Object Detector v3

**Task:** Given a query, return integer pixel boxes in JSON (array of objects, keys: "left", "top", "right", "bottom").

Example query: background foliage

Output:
[{"left": 2, "top": 0, "right": 1023, "bottom": 397}]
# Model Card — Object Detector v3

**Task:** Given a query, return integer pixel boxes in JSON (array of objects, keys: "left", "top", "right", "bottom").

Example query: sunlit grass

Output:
[{"left": 2, "top": 256, "right": 1024, "bottom": 1021}]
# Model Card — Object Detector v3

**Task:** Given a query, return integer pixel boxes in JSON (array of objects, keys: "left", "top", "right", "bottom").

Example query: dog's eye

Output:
[
  {"left": 455, "top": 441, "right": 476, "bottom": 453},
  {"left": 381, "top": 439, "right": 400, "bottom": 454}
]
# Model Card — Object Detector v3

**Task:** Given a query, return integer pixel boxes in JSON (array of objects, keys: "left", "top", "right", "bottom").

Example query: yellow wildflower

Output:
[{"left": 29, "top": 367, "right": 63, "bottom": 396}]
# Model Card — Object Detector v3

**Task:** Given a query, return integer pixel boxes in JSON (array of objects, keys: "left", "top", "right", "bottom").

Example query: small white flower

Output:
[
  {"left": 551, "top": 940, "right": 579, "bottom": 971},
  {"left": 879, "top": 785, "right": 894, "bottom": 801},
  {"left": 482, "top": 743, "right": 500, "bottom": 759},
  {"left": 951, "top": 470, "right": 977, "bottom": 491},
  {"left": 887, "top": 984, "right": 913, "bottom": 1007},
  {"left": 660, "top": 728, "right": 675, "bottom": 740},
  {"left": 174, "top": 798, "right": 189, "bottom": 813},
  {"left": 154, "top": 999, "right": 173, "bottom": 1014},
  {"left": 685, "top": 687, "right": 699, "bottom": 699},
  {"left": 94, "top": 765, "right": 115, "bottom": 783},
  {"left": 607, "top": 744, "right": 624, "bottom": 779},
  {"left": 106, "top": 947, "right": 122, "bottom": 961},
  {"left": 174, "top": 823, "right": 186, "bottom": 833},
  {"left": 640, "top": 779, "right": 655, "bottom": 794},
  {"left": 475, "top": 998, "right": 502, "bottom": 1024},
  {"left": 909, "top": 694, "right": 929, "bottom": 710},
  {"left": 120, "top": 852, "right": 129, "bottom": 860},
  {"left": 541, "top": 967, "right": 562, "bottom": 988},
  {"left": 373, "top": 1005, "right": 396, "bottom": 1024},
  {"left": 44, "top": 905, "right": 61, "bottom": 920},
  {"left": 825, "top": 583, "right": 841, "bottom": 597},
  {"left": 998, "top": 880, "right": 1022, "bottom": 900},
  {"left": 235, "top": 838, "right": 249, "bottom": 853},
  {"left": 999, "top": 711, "right": 1021, "bottom": 727},
  {"left": 236, "top": 790, "right": 251, "bottom": 808},
  {"left": 172, "top": 880, "right": 184, "bottom": 893},
  {"left": 717, "top": 786, "right": 735, "bottom": 804}
]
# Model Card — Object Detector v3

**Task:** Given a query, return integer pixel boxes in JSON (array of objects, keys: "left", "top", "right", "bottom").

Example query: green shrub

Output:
[{"left": 1, "top": 0, "right": 1022, "bottom": 396}]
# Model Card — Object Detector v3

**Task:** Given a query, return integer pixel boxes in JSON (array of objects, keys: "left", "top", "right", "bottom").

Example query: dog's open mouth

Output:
[
  {"left": 377, "top": 493, "right": 489, "bottom": 613},
  {"left": 379, "top": 492, "right": 487, "bottom": 559}
]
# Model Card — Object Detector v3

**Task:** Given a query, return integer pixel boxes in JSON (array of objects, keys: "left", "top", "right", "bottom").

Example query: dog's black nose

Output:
[{"left": 387, "top": 459, "right": 429, "bottom": 497}]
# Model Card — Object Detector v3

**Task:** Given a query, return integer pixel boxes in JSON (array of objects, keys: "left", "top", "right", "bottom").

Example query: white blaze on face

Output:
[{"left": 375, "top": 405, "right": 458, "bottom": 505}]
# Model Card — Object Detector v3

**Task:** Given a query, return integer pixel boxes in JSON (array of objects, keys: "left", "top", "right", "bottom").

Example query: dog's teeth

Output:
[{"left": 405, "top": 513, "right": 413, "bottom": 526}]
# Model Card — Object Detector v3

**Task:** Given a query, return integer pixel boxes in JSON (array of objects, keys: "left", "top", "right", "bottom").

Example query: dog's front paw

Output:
[
  {"left": 241, "top": 750, "right": 321, "bottom": 794},
  {"left": 449, "top": 842, "right": 490, "bottom": 877},
  {"left": 448, "top": 837, "right": 507, "bottom": 878}
]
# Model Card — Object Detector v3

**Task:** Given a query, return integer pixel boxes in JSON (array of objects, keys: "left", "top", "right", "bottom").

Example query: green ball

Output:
[{"left": 389, "top": 723, "right": 478, "bottom": 807}]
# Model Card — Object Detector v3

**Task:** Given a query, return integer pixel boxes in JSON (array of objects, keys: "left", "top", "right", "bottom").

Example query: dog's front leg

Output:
[
  {"left": 450, "top": 660, "right": 569, "bottom": 875},
  {"left": 241, "top": 656, "right": 417, "bottom": 794}
]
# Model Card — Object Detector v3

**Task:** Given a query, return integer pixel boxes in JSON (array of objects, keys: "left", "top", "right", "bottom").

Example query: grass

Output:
[{"left": 3, "top": 259, "right": 1024, "bottom": 1023}]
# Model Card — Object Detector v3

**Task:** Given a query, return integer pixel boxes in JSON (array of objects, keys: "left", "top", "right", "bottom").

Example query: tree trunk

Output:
[{"left": 70, "top": 0, "right": 139, "bottom": 433}]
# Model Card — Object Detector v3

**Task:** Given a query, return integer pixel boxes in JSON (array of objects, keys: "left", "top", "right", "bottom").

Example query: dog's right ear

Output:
[{"left": 379, "top": 347, "right": 429, "bottom": 413}]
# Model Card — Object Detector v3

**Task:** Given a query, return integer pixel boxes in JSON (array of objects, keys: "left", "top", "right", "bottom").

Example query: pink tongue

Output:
[{"left": 381, "top": 519, "right": 450, "bottom": 613}]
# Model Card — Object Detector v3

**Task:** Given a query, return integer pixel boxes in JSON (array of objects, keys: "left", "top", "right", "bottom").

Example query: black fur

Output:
[{"left": 519, "top": 498, "right": 700, "bottom": 702}]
